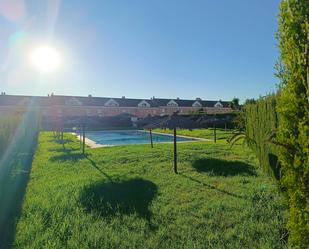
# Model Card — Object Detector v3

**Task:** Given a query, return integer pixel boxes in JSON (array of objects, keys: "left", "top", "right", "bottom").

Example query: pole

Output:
[
  {"left": 79, "top": 127, "right": 82, "bottom": 150},
  {"left": 173, "top": 128, "right": 178, "bottom": 174},
  {"left": 214, "top": 124, "right": 217, "bottom": 143},
  {"left": 150, "top": 129, "right": 153, "bottom": 148},
  {"left": 61, "top": 117, "right": 64, "bottom": 143},
  {"left": 82, "top": 125, "right": 85, "bottom": 154},
  {"left": 61, "top": 128, "right": 64, "bottom": 149}
]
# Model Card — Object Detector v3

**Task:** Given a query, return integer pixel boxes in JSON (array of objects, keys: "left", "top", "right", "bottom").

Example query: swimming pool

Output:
[{"left": 85, "top": 130, "right": 195, "bottom": 146}]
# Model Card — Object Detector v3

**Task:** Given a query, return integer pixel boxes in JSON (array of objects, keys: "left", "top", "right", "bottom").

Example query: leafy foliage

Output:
[
  {"left": 243, "top": 95, "right": 281, "bottom": 179},
  {"left": 233, "top": 109, "right": 246, "bottom": 130},
  {"left": 276, "top": 0, "right": 309, "bottom": 247},
  {"left": 229, "top": 97, "right": 240, "bottom": 110}
]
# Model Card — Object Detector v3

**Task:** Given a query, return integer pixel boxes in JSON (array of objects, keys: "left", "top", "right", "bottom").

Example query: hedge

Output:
[
  {"left": 244, "top": 95, "right": 281, "bottom": 179},
  {"left": 276, "top": 0, "right": 309, "bottom": 247}
]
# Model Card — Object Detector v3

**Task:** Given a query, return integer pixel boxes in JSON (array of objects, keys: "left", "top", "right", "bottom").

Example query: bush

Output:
[
  {"left": 276, "top": 0, "right": 309, "bottom": 247},
  {"left": 244, "top": 95, "right": 281, "bottom": 179}
]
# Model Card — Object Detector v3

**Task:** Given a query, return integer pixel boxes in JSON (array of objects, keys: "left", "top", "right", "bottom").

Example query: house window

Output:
[
  {"left": 86, "top": 109, "right": 91, "bottom": 115},
  {"left": 167, "top": 103, "right": 178, "bottom": 107},
  {"left": 138, "top": 100, "right": 150, "bottom": 108},
  {"left": 214, "top": 102, "right": 223, "bottom": 108},
  {"left": 97, "top": 109, "right": 103, "bottom": 116},
  {"left": 192, "top": 101, "right": 202, "bottom": 107},
  {"left": 166, "top": 100, "right": 178, "bottom": 107},
  {"left": 65, "top": 97, "right": 82, "bottom": 106},
  {"left": 57, "top": 109, "right": 62, "bottom": 116},
  {"left": 104, "top": 99, "right": 119, "bottom": 107}
]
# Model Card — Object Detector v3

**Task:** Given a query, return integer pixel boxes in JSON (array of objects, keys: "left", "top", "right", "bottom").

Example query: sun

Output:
[{"left": 30, "top": 46, "right": 61, "bottom": 72}]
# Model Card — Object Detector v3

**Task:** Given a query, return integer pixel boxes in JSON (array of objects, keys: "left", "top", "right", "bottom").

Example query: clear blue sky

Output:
[{"left": 0, "top": 0, "right": 280, "bottom": 101}]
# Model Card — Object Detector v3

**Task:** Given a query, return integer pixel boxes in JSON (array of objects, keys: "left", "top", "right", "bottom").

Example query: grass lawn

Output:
[
  {"left": 14, "top": 132, "right": 287, "bottom": 248},
  {"left": 152, "top": 128, "right": 234, "bottom": 142}
]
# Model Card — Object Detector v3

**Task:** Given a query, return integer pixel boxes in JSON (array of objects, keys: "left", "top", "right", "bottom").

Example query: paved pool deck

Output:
[{"left": 73, "top": 133, "right": 106, "bottom": 148}]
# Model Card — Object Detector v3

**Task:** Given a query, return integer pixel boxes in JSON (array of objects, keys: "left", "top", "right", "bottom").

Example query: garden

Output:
[
  {"left": 0, "top": 0, "right": 308, "bottom": 248},
  {"left": 12, "top": 132, "right": 287, "bottom": 248}
]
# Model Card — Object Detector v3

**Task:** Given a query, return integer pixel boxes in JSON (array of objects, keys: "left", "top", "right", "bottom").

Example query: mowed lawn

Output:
[
  {"left": 152, "top": 128, "right": 234, "bottom": 142},
  {"left": 14, "top": 132, "right": 287, "bottom": 248}
]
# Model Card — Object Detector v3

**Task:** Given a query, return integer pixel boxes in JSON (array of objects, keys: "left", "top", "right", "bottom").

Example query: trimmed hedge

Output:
[
  {"left": 276, "top": 0, "right": 309, "bottom": 247},
  {"left": 244, "top": 95, "right": 281, "bottom": 179},
  {"left": 245, "top": 1, "right": 308, "bottom": 247}
]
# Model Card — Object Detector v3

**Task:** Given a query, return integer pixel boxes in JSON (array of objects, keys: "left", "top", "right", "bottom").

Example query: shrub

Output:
[
  {"left": 276, "top": 0, "right": 309, "bottom": 247},
  {"left": 244, "top": 95, "right": 281, "bottom": 179}
]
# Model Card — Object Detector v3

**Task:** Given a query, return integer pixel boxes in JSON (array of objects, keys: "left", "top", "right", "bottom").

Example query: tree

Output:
[
  {"left": 276, "top": 0, "right": 309, "bottom": 247},
  {"left": 244, "top": 98, "right": 256, "bottom": 105},
  {"left": 229, "top": 97, "right": 240, "bottom": 110}
]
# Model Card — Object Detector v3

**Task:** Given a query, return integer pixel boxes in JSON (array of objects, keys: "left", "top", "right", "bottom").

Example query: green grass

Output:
[
  {"left": 14, "top": 132, "right": 288, "bottom": 248},
  {"left": 152, "top": 128, "right": 234, "bottom": 143},
  {"left": 0, "top": 111, "right": 39, "bottom": 248}
]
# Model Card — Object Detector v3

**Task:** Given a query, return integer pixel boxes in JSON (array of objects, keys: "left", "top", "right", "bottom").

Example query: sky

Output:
[{"left": 0, "top": 0, "right": 281, "bottom": 102}]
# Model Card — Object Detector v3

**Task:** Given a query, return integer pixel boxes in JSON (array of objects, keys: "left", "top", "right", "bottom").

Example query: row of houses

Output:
[{"left": 0, "top": 94, "right": 232, "bottom": 118}]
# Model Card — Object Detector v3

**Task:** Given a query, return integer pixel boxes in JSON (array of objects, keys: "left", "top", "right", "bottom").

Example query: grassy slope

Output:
[{"left": 14, "top": 132, "right": 287, "bottom": 249}]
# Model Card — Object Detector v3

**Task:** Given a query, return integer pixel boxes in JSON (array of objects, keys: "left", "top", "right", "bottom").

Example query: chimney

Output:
[
  {"left": 122, "top": 96, "right": 125, "bottom": 99},
  {"left": 176, "top": 97, "right": 180, "bottom": 100},
  {"left": 88, "top": 94, "right": 92, "bottom": 97},
  {"left": 196, "top": 97, "right": 201, "bottom": 101}
]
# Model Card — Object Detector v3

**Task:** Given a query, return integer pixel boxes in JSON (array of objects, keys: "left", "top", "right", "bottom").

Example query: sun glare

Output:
[{"left": 30, "top": 46, "right": 61, "bottom": 72}]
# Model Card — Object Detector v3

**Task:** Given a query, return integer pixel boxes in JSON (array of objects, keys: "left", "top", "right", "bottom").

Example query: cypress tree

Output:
[{"left": 276, "top": 0, "right": 309, "bottom": 247}]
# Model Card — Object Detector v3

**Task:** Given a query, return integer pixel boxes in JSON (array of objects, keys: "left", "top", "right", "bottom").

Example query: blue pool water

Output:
[{"left": 85, "top": 130, "right": 195, "bottom": 145}]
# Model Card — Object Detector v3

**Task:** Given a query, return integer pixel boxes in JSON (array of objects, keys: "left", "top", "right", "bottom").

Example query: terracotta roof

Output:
[{"left": 0, "top": 95, "right": 230, "bottom": 108}]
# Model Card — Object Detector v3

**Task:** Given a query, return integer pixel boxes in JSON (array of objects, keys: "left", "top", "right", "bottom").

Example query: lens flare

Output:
[{"left": 30, "top": 46, "right": 61, "bottom": 72}]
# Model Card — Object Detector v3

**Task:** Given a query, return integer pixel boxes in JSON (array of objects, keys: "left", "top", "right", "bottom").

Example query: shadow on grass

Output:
[
  {"left": 192, "top": 158, "right": 256, "bottom": 176},
  {"left": 85, "top": 156, "right": 113, "bottom": 182},
  {"left": 0, "top": 136, "right": 37, "bottom": 249},
  {"left": 49, "top": 147, "right": 113, "bottom": 182},
  {"left": 48, "top": 137, "right": 74, "bottom": 144},
  {"left": 49, "top": 153, "right": 86, "bottom": 162},
  {"left": 179, "top": 173, "right": 247, "bottom": 200},
  {"left": 79, "top": 178, "right": 157, "bottom": 220},
  {"left": 49, "top": 147, "right": 79, "bottom": 153}
]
